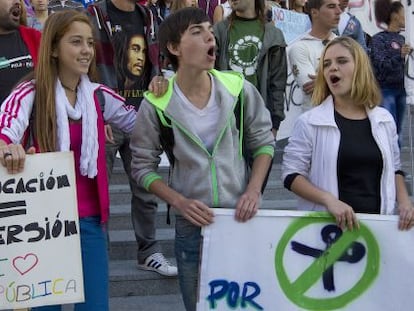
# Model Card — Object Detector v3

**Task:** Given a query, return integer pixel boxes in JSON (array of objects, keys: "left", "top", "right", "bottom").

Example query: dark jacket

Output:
[
  {"left": 214, "top": 19, "right": 287, "bottom": 130},
  {"left": 370, "top": 31, "right": 405, "bottom": 89}
]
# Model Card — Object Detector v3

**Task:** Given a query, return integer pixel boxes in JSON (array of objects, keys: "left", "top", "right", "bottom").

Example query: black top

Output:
[
  {"left": 107, "top": 2, "right": 150, "bottom": 110},
  {"left": 0, "top": 31, "right": 34, "bottom": 104},
  {"left": 335, "top": 110, "right": 383, "bottom": 214}
]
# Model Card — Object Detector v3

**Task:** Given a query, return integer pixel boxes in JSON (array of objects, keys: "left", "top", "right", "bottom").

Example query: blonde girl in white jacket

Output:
[{"left": 282, "top": 36, "right": 414, "bottom": 231}]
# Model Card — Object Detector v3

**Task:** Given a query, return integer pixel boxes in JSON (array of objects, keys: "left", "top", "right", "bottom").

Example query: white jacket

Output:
[{"left": 282, "top": 96, "right": 401, "bottom": 215}]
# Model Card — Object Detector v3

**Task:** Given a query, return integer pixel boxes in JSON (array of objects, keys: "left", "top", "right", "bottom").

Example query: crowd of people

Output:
[{"left": 0, "top": 0, "right": 413, "bottom": 310}]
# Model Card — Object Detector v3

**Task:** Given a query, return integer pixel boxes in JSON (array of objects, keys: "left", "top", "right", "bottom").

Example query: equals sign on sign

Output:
[{"left": 0, "top": 201, "right": 27, "bottom": 218}]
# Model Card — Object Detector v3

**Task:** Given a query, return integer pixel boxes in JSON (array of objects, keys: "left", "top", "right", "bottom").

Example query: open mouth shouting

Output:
[
  {"left": 329, "top": 74, "right": 341, "bottom": 86},
  {"left": 207, "top": 46, "right": 216, "bottom": 62},
  {"left": 10, "top": 4, "right": 21, "bottom": 23}
]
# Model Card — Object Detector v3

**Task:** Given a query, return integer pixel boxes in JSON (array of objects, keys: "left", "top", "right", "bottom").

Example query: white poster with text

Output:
[
  {"left": 198, "top": 209, "right": 414, "bottom": 310},
  {"left": 0, "top": 152, "right": 83, "bottom": 310}
]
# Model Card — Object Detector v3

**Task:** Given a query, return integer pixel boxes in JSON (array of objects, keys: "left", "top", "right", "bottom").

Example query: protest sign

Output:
[
  {"left": 198, "top": 209, "right": 414, "bottom": 310},
  {"left": 0, "top": 152, "right": 83, "bottom": 310},
  {"left": 271, "top": 8, "right": 311, "bottom": 45},
  {"left": 270, "top": 8, "right": 311, "bottom": 140}
]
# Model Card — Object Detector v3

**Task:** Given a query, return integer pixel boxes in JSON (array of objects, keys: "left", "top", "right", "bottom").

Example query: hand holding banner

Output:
[
  {"left": 198, "top": 209, "right": 414, "bottom": 310},
  {"left": 0, "top": 152, "right": 83, "bottom": 310}
]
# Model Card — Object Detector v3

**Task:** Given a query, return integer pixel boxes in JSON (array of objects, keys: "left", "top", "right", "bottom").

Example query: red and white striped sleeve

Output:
[
  {"left": 97, "top": 85, "right": 137, "bottom": 134},
  {"left": 0, "top": 80, "right": 35, "bottom": 144}
]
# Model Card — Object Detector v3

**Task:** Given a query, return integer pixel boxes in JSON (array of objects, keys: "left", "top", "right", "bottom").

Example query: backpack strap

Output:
[
  {"left": 156, "top": 108, "right": 175, "bottom": 165},
  {"left": 233, "top": 88, "right": 244, "bottom": 160},
  {"left": 155, "top": 109, "right": 174, "bottom": 225}
]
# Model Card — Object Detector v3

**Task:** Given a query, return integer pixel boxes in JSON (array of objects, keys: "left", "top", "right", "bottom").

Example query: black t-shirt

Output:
[
  {"left": 107, "top": 2, "right": 151, "bottom": 110},
  {"left": 0, "top": 31, "right": 34, "bottom": 104},
  {"left": 335, "top": 110, "right": 383, "bottom": 214}
]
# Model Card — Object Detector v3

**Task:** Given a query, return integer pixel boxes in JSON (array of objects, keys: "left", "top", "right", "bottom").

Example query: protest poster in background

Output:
[
  {"left": 198, "top": 209, "right": 414, "bottom": 311},
  {"left": 271, "top": 8, "right": 311, "bottom": 45},
  {"left": 348, "top": 0, "right": 381, "bottom": 36},
  {"left": 0, "top": 152, "right": 83, "bottom": 310},
  {"left": 271, "top": 8, "right": 311, "bottom": 140}
]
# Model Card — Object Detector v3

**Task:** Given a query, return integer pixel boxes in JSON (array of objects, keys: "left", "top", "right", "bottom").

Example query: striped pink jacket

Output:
[{"left": 0, "top": 80, "right": 137, "bottom": 223}]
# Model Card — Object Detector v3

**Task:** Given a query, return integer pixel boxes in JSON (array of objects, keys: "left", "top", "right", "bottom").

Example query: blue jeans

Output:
[
  {"left": 175, "top": 215, "right": 202, "bottom": 311},
  {"left": 32, "top": 217, "right": 109, "bottom": 311},
  {"left": 381, "top": 88, "right": 406, "bottom": 140}
]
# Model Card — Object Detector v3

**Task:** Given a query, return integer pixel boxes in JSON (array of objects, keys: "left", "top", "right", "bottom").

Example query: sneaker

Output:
[{"left": 137, "top": 252, "right": 178, "bottom": 277}]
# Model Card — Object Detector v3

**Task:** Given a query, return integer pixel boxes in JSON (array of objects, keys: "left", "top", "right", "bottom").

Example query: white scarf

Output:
[{"left": 55, "top": 75, "right": 98, "bottom": 178}]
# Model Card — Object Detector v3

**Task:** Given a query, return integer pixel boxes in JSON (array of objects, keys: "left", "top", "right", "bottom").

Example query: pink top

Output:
[
  {"left": 70, "top": 121, "right": 100, "bottom": 218},
  {"left": 0, "top": 83, "right": 136, "bottom": 223}
]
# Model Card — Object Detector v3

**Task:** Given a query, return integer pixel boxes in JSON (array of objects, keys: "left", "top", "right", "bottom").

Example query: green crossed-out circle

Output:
[{"left": 275, "top": 213, "right": 380, "bottom": 310}]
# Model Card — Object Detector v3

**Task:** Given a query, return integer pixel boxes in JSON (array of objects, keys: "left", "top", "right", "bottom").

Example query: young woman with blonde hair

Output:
[
  {"left": 282, "top": 37, "right": 414, "bottom": 232},
  {"left": 0, "top": 10, "right": 136, "bottom": 310}
]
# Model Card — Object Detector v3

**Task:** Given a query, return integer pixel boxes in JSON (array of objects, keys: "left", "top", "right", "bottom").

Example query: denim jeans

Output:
[
  {"left": 175, "top": 215, "right": 202, "bottom": 311},
  {"left": 32, "top": 217, "right": 109, "bottom": 311},
  {"left": 105, "top": 126, "right": 160, "bottom": 263},
  {"left": 381, "top": 88, "right": 406, "bottom": 142}
]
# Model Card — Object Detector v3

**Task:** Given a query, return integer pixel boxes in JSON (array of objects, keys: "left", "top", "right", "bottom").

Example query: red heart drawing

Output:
[{"left": 12, "top": 253, "right": 39, "bottom": 275}]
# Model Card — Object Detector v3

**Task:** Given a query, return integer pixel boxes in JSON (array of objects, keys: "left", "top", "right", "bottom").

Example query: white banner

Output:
[
  {"left": 198, "top": 209, "right": 414, "bottom": 310},
  {"left": 0, "top": 152, "right": 84, "bottom": 310}
]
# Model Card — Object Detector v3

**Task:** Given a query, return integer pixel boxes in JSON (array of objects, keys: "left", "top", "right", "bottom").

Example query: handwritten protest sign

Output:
[
  {"left": 271, "top": 8, "right": 311, "bottom": 45},
  {"left": 198, "top": 209, "right": 414, "bottom": 310},
  {"left": 270, "top": 8, "right": 311, "bottom": 140},
  {"left": 0, "top": 152, "right": 83, "bottom": 310}
]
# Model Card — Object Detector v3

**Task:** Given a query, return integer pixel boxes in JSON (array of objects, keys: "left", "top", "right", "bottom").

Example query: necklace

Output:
[{"left": 61, "top": 83, "right": 77, "bottom": 93}]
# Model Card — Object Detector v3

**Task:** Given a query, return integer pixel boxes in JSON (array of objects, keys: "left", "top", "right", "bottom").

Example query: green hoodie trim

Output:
[
  {"left": 211, "top": 160, "right": 219, "bottom": 205},
  {"left": 144, "top": 69, "right": 245, "bottom": 208},
  {"left": 253, "top": 145, "right": 275, "bottom": 158},
  {"left": 144, "top": 79, "right": 174, "bottom": 111},
  {"left": 238, "top": 89, "right": 244, "bottom": 160},
  {"left": 211, "top": 69, "right": 244, "bottom": 97},
  {"left": 156, "top": 108, "right": 172, "bottom": 128},
  {"left": 143, "top": 173, "right": 163, "bottom": 191},
  {"left": 144, "top": 69, "right": 244, "bottom": 111}
]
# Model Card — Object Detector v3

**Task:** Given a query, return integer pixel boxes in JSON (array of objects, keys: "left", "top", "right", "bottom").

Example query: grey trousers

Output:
[{"left": 106, "top": 126, "right": 161, "bottom": 263}]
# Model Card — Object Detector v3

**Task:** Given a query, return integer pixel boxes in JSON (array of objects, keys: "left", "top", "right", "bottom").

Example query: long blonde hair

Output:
[
  {"left": 34, "top": 10, "right": 98, "bottom": 152},
  {"left": 312, "top": 37, "right": 381, "bottom": 109}
]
